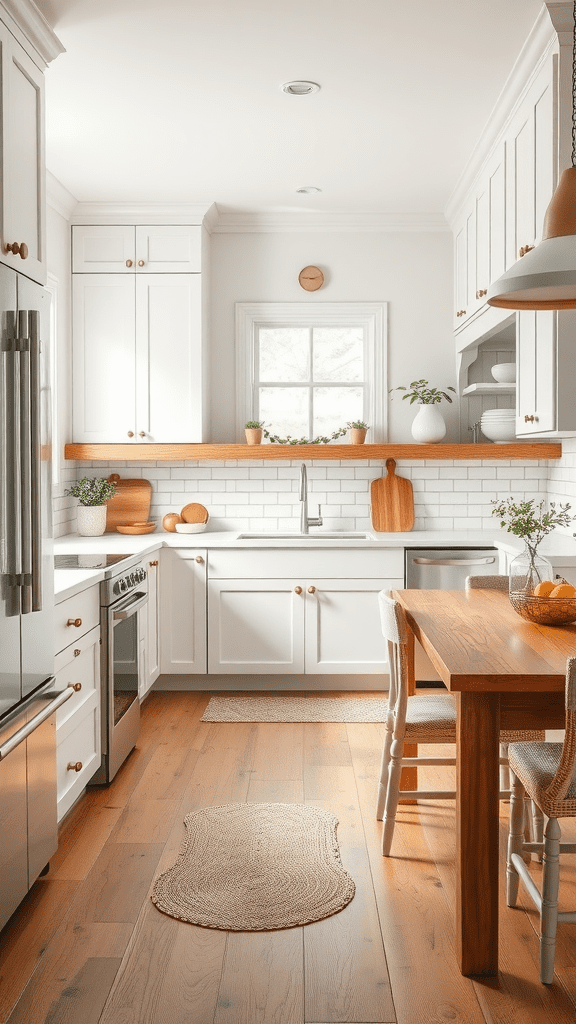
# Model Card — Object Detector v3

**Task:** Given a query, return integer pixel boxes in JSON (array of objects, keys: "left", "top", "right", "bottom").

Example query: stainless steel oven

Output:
[{"left": 55, "top": 553, "right": 148, "bottom": 785}]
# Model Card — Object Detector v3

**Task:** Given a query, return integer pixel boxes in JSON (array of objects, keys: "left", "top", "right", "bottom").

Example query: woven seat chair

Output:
[
  {"left": 376, "top": 590, "right": 459, "bottom": 856},
  {"left": 506, "top": 657, "right": 576, "bottom": 984}
]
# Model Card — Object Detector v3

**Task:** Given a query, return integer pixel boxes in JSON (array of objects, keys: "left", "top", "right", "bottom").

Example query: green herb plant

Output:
[
  {"left": 347, "top": 420, "right": 369, "bottom": 430},
  {"left": 65, "top": 477, "right": 117, "bottom": 506},
  {"left": 391, "top": 379, "right": 456, "bottom": 405},
  {"left": 244, "top": 420, "right": 265, "bottom": 429}
]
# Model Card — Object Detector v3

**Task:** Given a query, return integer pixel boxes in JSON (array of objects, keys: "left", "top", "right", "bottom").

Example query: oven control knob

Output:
[
  {"left": 120, "top": 579, "right": 127, "bottom": 592},
  {"left": 113, "top": 581, "right": 121, "bottom": 595}
]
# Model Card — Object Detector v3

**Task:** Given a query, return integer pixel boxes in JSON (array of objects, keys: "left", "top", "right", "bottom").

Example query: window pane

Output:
[
  {"left": 259, "top": 387, "right": 310, "bottom": 438},
  {"left": 313, "top": 386, "right": 364, "bottom": 436},
  {"left": 259, "top": 328, "right": 309, "bottom": 382},
  {"left": 313, "top": 327, "right": 363, "bottom": 382}
]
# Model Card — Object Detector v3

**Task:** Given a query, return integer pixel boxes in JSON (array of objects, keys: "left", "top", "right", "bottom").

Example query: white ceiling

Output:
[{"left": 36, "top": 0, "right": 545, "bottom": 216}]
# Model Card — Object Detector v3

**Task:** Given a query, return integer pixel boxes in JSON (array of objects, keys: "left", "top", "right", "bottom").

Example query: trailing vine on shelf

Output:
[{"left": 262, "top": 425, "right": 349, "bottom": 445}]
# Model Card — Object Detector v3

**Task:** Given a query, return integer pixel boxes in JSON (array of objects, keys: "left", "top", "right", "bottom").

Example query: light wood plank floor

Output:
[{"left": 2, "top": 690, "right": 576, "bottom": 1024}]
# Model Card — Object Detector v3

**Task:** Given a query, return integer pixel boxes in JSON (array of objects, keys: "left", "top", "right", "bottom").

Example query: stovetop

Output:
[{"left": 54, "top": 553, "right": 134, "bottom": 572}]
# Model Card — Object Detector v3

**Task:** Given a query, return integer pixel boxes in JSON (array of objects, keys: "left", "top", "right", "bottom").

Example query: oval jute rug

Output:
[{"left": 151, "top": 802, "right": 355, "bottom": 930}]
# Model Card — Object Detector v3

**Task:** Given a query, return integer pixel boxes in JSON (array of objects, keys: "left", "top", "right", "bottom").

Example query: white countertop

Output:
[{"left": 53, "top": 527, "right": 576, "bottom": 602}]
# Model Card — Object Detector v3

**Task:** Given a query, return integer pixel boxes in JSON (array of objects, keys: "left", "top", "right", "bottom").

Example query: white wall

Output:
[{"left": 209, "top": 229, "right": 457, "bottom": 442}]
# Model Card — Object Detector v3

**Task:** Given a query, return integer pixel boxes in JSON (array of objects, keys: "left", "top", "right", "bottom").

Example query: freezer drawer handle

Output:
[
  {"left": 0, "top": 683, "right": 73, "bottom": 760},
  {"left": 413, "top": 556, "right": 496, "bottom": 566}
]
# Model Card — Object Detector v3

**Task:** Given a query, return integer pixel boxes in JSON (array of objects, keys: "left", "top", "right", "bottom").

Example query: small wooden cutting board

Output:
[
  {"left": 105, "top": 474, "right": 152, "bottom": 532},
  {"left": 370, "top": 459, "right": 414, "bottom": 532}
]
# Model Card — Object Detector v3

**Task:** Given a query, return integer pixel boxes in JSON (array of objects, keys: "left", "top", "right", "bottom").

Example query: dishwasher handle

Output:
[
  {"left": 412, "top": 556, "right": 496, "bottom": 567},
  {"left": 0, "top": 682, "right": 73, "bottom": 760}
]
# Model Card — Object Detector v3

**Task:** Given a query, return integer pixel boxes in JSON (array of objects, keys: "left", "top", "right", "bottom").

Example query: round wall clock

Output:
[{"left": 298, "top": 265, "right": 324, "bottom": 291}]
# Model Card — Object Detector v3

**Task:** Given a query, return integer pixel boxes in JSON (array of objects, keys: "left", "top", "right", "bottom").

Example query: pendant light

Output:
[{"left": 487, "top": 1, "right": 576, "bottom": 310}]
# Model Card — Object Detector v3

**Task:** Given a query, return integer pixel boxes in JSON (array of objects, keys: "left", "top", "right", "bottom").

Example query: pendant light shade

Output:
[
  {"left": 487, "top": 2, "right": 576, "bottom": 311},
  {"left": 487, "top": 168, "right": 576, "bottom": 310}
]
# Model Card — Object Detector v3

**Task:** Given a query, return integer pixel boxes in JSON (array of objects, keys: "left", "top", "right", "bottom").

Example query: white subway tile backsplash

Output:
[{"left": 57, "top": 456, "right": 567, "bottom": 537}]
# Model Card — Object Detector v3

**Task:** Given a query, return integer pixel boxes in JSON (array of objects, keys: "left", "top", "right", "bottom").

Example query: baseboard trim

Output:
[{"left": 153, "top": 673, "right": 390, "bottom": 692}]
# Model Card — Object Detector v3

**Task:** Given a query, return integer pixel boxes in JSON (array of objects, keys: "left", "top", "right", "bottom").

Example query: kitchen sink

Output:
[{"left": 236, "top": 531, "right": 373, "bottom": 540}]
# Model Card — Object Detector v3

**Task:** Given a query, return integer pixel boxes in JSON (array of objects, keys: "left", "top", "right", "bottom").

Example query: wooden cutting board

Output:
[
  {"left": 105, "top": 474, "right": 152, "bottom": 532},
  {"left": 370, "top": 459, "right": 414, "bottom": 532}
]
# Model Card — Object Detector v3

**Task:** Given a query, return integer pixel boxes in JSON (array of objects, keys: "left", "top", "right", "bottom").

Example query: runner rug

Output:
[
  {"left": 151, "top": 802, "right": 355, "bottom": 930},
  {"left": 200, "top": 694, "right": 388, "bottom": 723}
]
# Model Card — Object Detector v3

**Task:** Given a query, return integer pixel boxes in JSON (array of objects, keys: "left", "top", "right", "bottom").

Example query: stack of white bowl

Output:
[{"left": 480, "top": 408, "right": 516, "bottom": 443}]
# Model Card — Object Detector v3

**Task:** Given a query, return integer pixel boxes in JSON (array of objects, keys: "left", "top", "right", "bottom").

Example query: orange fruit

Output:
[
  {"left": 533, "top": 580, "right": 556, "bottom": 597},
  {"left": 549, "top": 583, "right": 576, "bottom": 599}
]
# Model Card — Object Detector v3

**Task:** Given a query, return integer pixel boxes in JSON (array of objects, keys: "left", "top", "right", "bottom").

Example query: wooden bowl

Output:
[
  {"left": 509, "top": 591, "right": 576, "bottom": 625},
  {"left": 181, "top": 502, "right": 209, "bottom": 524},
  {"left": 116, "top": 522, "right": 156, "bottom": 535}
]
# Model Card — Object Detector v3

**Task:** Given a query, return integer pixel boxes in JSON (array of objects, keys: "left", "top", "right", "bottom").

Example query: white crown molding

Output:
[
  {"left": 445, "top": 7, "right": 556, "bottom": 226},
  {"left": 211, "top": 208, "right": 449, "bottom": 233},
  {"left": 70, "top": 201, "right": 215, "bottom": 226},
  {"left": 0, "top": 0, "right": 65, "bottom": 66},
  {"left": 46, "top": 170, "right": 77, "bottom": 220}
]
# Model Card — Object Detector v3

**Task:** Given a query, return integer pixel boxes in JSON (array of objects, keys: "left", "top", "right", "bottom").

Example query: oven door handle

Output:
[{"left": 113, "top": 592, "right": 148, "bottom": 620}]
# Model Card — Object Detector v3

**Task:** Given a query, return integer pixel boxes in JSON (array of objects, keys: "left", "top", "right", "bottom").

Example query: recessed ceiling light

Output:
[
  {"left": 282, "top": 81, "right": 320, "bottom": 96},
  {"left": 296, "top": 186, "right": 322, "bottom": 194}
]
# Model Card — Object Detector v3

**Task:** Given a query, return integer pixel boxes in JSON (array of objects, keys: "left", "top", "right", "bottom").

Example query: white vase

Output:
[
  {"left": 77, "top": 504, "right": 107, "bottom": 537},
  {"left": 411, "top": 404, "right": 446, "bottom": 443}
]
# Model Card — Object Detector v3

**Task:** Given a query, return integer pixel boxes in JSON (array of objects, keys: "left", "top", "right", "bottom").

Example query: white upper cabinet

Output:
[
  {"left": 515, "top": 309, "right": 576, "bottom": 438},
  {"left": 72, "top": 272, "right": 203, "bottom": 442},
  {"left": 0, "top": 25, "right": 46, "bottom": 285},
  {"left": 72, "top": 225, "right": 202, "bottom": 273}
]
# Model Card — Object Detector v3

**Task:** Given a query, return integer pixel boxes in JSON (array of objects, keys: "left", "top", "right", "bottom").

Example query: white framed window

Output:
[{"left": 235, "top": 302, "right": 387, "bottom": 442}]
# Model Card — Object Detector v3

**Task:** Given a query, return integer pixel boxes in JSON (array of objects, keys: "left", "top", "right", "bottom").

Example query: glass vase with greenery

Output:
[{"left": 491, "top": 497, "right": 574, "bottom": 593}]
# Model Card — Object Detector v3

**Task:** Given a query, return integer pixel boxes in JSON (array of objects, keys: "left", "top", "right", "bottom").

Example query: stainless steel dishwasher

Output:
[{"left": 405, "top": 547, "right": 499, "bottom": 685}]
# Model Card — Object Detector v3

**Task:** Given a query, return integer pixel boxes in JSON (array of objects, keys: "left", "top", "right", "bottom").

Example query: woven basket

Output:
[{"left": 509, "top": 591, "right": 576, "bottom": 625}]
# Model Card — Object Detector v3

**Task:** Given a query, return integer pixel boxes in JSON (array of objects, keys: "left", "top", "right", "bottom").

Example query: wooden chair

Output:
[
  {"left": 376, "top": 590, "right": 458, "bottom": 856},
  {"left": 506, "top": 658, "right": 576, "bottom": 984}
]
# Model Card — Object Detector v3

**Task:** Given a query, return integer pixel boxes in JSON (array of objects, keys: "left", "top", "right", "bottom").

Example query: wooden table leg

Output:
[
  {"left": 456, "top": 690, "right": 500, "bottom": 975},
  {"left": 400, "top": 627, "right": 417, "bottom": 803}
]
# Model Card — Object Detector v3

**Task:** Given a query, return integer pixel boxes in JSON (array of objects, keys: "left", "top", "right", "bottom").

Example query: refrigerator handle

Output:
[
  {"left": 29, "top": 311, "right": 42, "bottom": 612},
  {"left": 2, "top": 314, "right": 20, "bottom": 599},
  {"left": 18, "top": 309, "right": 32, "bottom": 615}
]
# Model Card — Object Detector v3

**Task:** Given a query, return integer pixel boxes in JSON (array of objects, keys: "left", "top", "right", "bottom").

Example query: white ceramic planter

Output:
[
  {"left": 411, "top": 404, "right": 446, "bottom": 443},
  {"left": 76, "top": 504, "right": 107, "bottom": 536}
]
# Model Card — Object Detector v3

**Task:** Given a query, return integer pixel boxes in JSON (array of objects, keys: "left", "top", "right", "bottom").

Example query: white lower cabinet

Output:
[
  {"left": 160, "top": 548, "right": 207, "bottom": 674},
  {"left": 206, "top": 548, "right": 404, "bottom": 676},
  {"left": 140, "top": 552, "right": 161, "bottom": 699},
  {"left": 54, "top": 622, "right": 101, "bottom": 822},
  {"left": 208, "top": 576, "right": 398, "bottom": 674}
]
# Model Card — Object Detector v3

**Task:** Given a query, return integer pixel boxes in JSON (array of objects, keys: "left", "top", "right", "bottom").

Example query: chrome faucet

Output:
[{"left": 299, "top": 463, "right": 323, "bottom": 534}]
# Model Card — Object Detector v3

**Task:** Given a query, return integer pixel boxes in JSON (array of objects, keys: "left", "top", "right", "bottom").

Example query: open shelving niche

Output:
[{"left": 458, "top": 317, "right": 516, "bottom": 442}]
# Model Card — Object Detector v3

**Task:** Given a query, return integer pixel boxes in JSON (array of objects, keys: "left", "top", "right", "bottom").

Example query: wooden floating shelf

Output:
[{"left": 64, "top": 442, "right": 562, "bottom": 461}]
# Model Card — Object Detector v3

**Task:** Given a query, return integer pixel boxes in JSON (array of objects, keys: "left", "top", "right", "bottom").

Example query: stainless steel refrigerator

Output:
[{"left": 0, "top": 265, "right": 72, "bottom": 930}]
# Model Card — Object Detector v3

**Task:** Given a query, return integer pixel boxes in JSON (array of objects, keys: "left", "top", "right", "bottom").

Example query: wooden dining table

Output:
[{"left": 393, "top": 587, "right": 576, "bottom": 977}]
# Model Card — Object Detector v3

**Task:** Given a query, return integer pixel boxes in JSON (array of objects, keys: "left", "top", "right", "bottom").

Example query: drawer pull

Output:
[
  {"left": 67, "top": 761, "right": 83, "bottom": 773},
  {"left": 138, "top": 260, "right": 145, "bottom": 267},
  {"left": 195, "top": 555, "right": 204, "bottom": 564},
  {"left": 126, "top": 259, "right": 133, "bottom": 267},
  {"left": 149, "top": 560, "right": 159, "bottom": 567},
  {"left": 308, "top": 585, "right": 316, "bottom": 594},
  {"left": 68, "top": 682, "right": 82, "bottom": 692},
  {"left": 67, "top": 618, "right": 82, "bottom": 628},
  {"left": 74, "top": 649, "right": 81, "bottom": 657},
  {"left": 524, "top": 414, "right": 535, "bottom": 423},
  {"left": 293, "top": 586, "right": 302, "bottom": 595}
]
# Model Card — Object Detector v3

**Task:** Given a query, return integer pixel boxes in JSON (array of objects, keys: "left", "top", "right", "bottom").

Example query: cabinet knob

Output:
[
  {"left": 67, "top": 761, "right": 83, "bottom": 773},
  {"left": 127, "top": 431, "right": 134, "bottom": 438},
  {"left": 149, "top": 560, "right": 159, "bottom": 567},
  {"left": 524, "top": 414, "right": 535, "bottom": 423},
  {"left": 293, "top": 586, "right": 302, "bottom": 594},
  {"left": 138, "top": 260, "right": 145, "bottom": 267},
  {"left": 139, "top": 431, "right": 146, "bottom": 438},
  {"left": 476, "top": 288, "right": 487, "bottom": 299},
  {"left": 456, "top": 309, "right": 467, "bottom": 317},
  {"left": 307, "top": 585, "right": 316, "bottom": 594},
  {"left": 519, "top": 244, "right": 535, "bottom": 258},
  {"left": 66, "top": 617, "right": 82, "bottom": 628},
  {"left": 68, "top": 682, "right": 82, "bottom": 692},
  {"left": 5, "top": 241, "right": 29, "bottom": 259},
  {"left": 195, "top": 555, "right": 204, "bottom": 564},
  {"left": 126, "top": 259, "right": 133, "bottom": 267},
  {"left": 73, "top": 648, "right": 81, "bottom": 657}
]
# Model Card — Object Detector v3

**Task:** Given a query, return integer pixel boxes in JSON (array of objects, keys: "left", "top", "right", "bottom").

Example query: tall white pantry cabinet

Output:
[{"left": 71, "top": 224, "right": 208, "bottom": 443}]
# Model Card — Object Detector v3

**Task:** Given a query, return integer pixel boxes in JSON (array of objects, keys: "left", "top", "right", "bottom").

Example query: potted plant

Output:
[
  {"left": 347, "top": 420, "right": 369, "bottom": 444},
  {"left": 492, "top": 497, "right": 574, "bottom": 597},
  {"left": 391, "top": 379, "right": 456, "bottom": 443},
  {"left": 244, "top": 420, "right": 265, "bottom": 445},
  {"left": 65, "top": 476, "right": 117, "bottom": 536}
]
